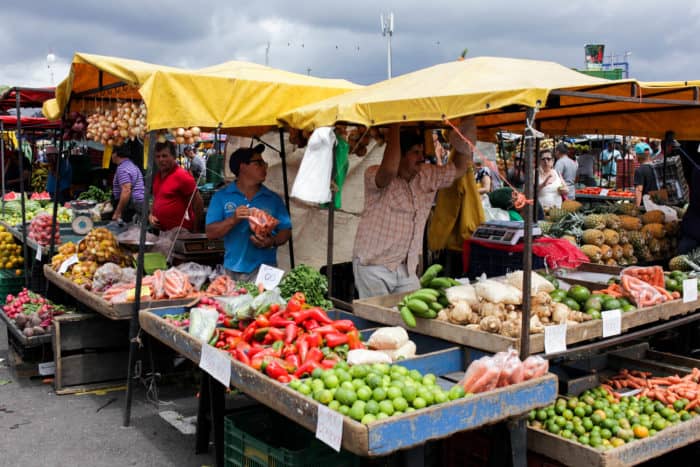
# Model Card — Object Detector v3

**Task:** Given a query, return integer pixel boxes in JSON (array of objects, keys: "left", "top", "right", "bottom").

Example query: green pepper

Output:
[
  {"left": 253, "top": 327, "right": 270, "bottom": 342},
  {"left": 208, "top": 329, "right": 220, "bottom": 346}
]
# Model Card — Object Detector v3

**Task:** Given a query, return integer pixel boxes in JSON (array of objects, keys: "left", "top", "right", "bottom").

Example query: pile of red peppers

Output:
[{"left": 207, "top": 292, "right": 364, "bottom": 383}]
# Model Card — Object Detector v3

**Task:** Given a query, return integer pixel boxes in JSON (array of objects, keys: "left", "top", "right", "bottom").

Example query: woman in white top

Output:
[{"left": 537, "top": 150, "right": 565, "bottom": 209}]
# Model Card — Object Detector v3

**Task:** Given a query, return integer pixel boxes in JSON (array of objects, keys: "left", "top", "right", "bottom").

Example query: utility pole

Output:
[
  {"left": 47, "top": 51, "right": 56, "bottom": 85},
  {"left": 265, "top": 41, "right": 270, "bottom": 66},
  {"left": 307, "top": 67, "right": 312, "bottom": 76},
  {"left": 380, "top": 12, "right": 394, "bottom": 79}
]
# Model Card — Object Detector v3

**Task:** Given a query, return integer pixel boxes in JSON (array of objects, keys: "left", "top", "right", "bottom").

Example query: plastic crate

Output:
[
  {"left": 0, "top": 269, "right": 24, "bottom": 299},
  {"left": 224, "top": 406, "right": 358, "bottom": 467},
  {"left": 465, "top": 244, "right": 545, "bottom": 279}
]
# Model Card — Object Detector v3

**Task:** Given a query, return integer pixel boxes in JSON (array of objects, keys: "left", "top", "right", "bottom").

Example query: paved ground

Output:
[{"left": 0, "top": 320, "right": 215, "bottom": 467}]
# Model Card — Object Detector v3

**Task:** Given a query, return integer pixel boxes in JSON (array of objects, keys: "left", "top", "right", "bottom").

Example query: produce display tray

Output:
[
  {"left": 139, "top": 306, "right": 557, "bottom": 457},
  {"left": 574, "top": 193, "right": 636, "bottom": 201},
  {"left": 44, "top": 265, "right": 198, "bottom": 320},
  {"left": 352, "top": 291, "right": 700, "bottom": 355},
  {"left": 528, "top": 344, "right": 700, "bottom": 467},
  {"left": 1, "top": 220, "right": 107, "bottom": 256},
  {"left": 0, "top": 308, "right": 53, "bottom": 346}
]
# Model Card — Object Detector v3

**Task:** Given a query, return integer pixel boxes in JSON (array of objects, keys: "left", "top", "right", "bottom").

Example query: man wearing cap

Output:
[
  {"left": 111, "top": 147, "right": 145, "bottom": 222},
  {"left": 149, "top": 141, "right": 203, "bottom": 232},
  {"left": 633, "top": 142, "right": 655, "bottom": 207},
  {"left": 205, "top": 144, "right": 291, "bottom": 281},
  {"left": 185, "top": 145, "right": 205, "bottom": 182}
]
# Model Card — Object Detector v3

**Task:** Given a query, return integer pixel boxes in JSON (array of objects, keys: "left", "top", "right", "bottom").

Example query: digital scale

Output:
[
  {"left": 173, "top": 233, "right": 225, "bottom": 255},
  {"left": 471, "top": 220, "right": 541, "bottom": 245}
]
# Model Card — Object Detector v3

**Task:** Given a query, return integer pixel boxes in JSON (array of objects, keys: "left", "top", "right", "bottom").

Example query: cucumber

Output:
[
  {"left": 406, "top": 298, "right": 430, "bottom": 314},
  {"left": 430, "top": 301, "right": 443, "bottom": 312},
  {"left": 420, "top": 264, "right": 443, "bottom": 287},
  {"left": 429, "top": 277, "right": 453, "bottom": 289},
  {"left": 400, "top": 306, "right": 416, "bottom": 328},
  {"left": 406, "top": 291, "right": 437, "bottom": 304}
]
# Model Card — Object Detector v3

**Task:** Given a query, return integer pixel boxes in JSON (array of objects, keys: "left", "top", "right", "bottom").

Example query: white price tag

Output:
[
  {"left": 35, "top": 247, "right": 42, "bottom": 261},
  {"left": 683, "top": 278, "right": 698, "bottom": 303},
  {"left": 199, "top": 344, "right": 231, "bottom": 387},
  {"left": 316, "top": 404, "right": 343, "bottom": 452},
  {"left": 544, "top": 323, "right": 567, "bottom": 354},
  {"left": 38, "top": 361, "right": 55, "bottom": 376},
  {"left": 255, "top": 264, "right": 285, "bottom": 290},
  {"left": 600, "top": 189, "right": 609, "bottom": 196},
  {"left": 58, "top": 254, "right": 79, "bottom": 275},
  {"left": 602, "top": 309, "right": 622, "bottom": 338}
]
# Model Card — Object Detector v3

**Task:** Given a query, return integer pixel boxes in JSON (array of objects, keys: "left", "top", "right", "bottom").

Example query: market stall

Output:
[{"left": 279, "top": 56, "right": 700, "bottom": 464}]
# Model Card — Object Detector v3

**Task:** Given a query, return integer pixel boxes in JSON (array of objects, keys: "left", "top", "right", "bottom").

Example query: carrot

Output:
[{"left": 686, "top": 399, "right": 700, "bottom": 410}]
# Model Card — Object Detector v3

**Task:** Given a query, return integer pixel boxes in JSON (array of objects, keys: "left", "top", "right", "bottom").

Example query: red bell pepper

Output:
[
  {"left": 235, "top": 341, "right": 251, "bottom": 353},
  {"left": 302, "top": 319, "right": 319, "bottom": 331},
  {"left": 320, "top": 359, "right": 338, "bottom": 369},
  {"left": 292, "top": 292, "right": 306, "bottom": 304},
  {"left": 276, "top": 374, "right": 291, "bottom": 384},
  {"left": 286, "top": 298, "right": 302, "bottom": 313},
  {"left": 306, "top": 332, "right": 323, "bottom": 348},
  {"left": 311, "top": 325, "right": 340, "bottom": 335},
  {"left": 269, "top": 317, "right": 293, "bottom": 328},
  {"left": 263, "top": 327, "right": 285, "bottom": 345},
  {"left": 255, "top": 315, "right": 270, "bottom": 328},
  {"left": 331, "top": 320, "right": 356, "bottom": 333},
  {"left": 262, "top": 360, "right": 289, "bottom": 380},
  {"left": 346, "top": 330, "right": 364, "bottom": 350},
  {"left": 305, "top": 347, "right": 324, "bottom": 364},
  {"left": 285, "top": 354, "right": 300, "bottom": 369},
  {"left": 241, "top": 323, "right": 257, "bottom": 342},
  {"left": 284, "top": 323, "right": 299, "bottom": 344},
  {"left": 293, "top": 360, "right": 320, "bottom": 378},
  {"left": 324, "top": 333, "right": 349, "bottom": 348},
  {"left": 293, "top": 307, "right": 333, "bottom": 325},
  {"left": 247, "top": 346, "right": 269, "bottom": 359},
  {"left": 268, "top": 303, "right": 281, "bottom": 314},
  {"left": 298, "top": 337, "right": 309, "bottom": 363},
  {"left": 221, "top": 328, "right": 242, "bottom": 337}
]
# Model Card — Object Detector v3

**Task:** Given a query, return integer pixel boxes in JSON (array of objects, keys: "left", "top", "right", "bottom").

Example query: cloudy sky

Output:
[{"left": 3, "top": 0, "right": 700, "bottom": 89}]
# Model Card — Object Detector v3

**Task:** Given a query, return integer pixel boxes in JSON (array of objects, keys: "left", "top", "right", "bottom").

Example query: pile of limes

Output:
[
  {"left": 289, "top": 362, "right": 469, "bottom": 424},
  {"left": 528, "top": 386, "right": 697, "bottom": 450},
  {"left": 550, "top": 284, "right": 635, "bottom": 320}
]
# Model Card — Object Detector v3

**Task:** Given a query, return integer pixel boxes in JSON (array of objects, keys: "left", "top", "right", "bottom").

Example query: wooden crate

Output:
[
  {"left": 52, "top": 312, "right": 130, "bottom": 395},
  {"left": 5, "top": 327, "right": 53, "bottom": 378}
]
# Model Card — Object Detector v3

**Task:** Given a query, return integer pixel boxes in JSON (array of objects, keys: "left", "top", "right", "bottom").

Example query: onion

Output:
[
  {"left": 177, "top": 128, "right": 186, "bottom": 137},
  {"left": 191, "top": 126, "right": 201, "bottom": 136},
  {"left": 120, "top": 129, "right": 129, "bottom": 138},
  {"left": 184, "top": 130, "right": 192, "bottom": 138},
  {"left": 175, "top": 136, "right": 185, "bottom": 144}
]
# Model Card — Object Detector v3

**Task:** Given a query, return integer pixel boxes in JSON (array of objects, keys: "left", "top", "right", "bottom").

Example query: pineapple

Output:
[
  {"left": 628, "top": 255, "right": 639, "bottom": 265},
  {"left": 618, "top": 257, "right": 630, "bottom": 267},
  {"left": 641, "top": 210, "right": 665, "bottom": 224},
  {"left": 619, "top": 215, "right": 642, "bottom": 231},
  {"left": 616, "top": 202, "right": 639, "bottom": 216},
  {"left": 618, "top": 230, "right": 629, "bottom": 245},
  {"left": 603, "top": 229, "right": 620, "bottom": 246},
  {"left": 641, "top": 223, "right": 665, "bottom": 240},
  {"left": 648, "top": 238, "right": 662, "bottom": 255},
  {"left": 547, "top": 207, "right": 568, "bottom": 222},
  {"left": 581, "top": 244, "right": 603, "bottom": 262},
  {"left": 583, "top": 214, "right": 606, "bottom": 230},
  {"left": 612, "top": 244, "right": 624, "bottom": 260},
  {"left": 562, "top": 200, "right": 583, "bottom": 213},
  {"left": 605, "top": 258, "right": 619, "bottom": 266},
  {"left": 561, "top": 235, "right": 578, "bottom": 245},
  {"left": 604, "top": 214, "right": 621, "bottom": 230},
  {"left": 582, "top": 229, "right": 605, "bottom": 246},
  {"left": 539, "top": 221, "right": 553, "bottom": 235},
  {"left": 627, "top": 230, "right": 646, "bottom": 250},
  {"left": 622, "top": 244, "right": 635, "bottom": 258},
  {"left": 669, "top": 255, "right": 688, "bottom": 271},
  {"left": 600, "top": 244, "right": 613, "bottom": 259},
  {"left": 665, "top": 220, "right": 680, "bottom": 236}
]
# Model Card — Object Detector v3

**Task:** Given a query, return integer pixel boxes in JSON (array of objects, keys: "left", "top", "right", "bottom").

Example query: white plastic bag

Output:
[
  {"left": 215, "top": 294, "right": 255, "bottom": 320},
  {"left": 291, "top": 127, "right": 336, "bottom": 204},
  {"left": 367, "top": 327, "right": 409, "bottom": 350},
  {"left": 445, "top": 284, "right": 480, "bottom": 307},
  {"left": 346, "top": 349, "right": 392, "bottom": 366},
  {"left": 377, "top": 340, "right": 417, "bottom": 361},
  {"left": 188, "top": 307, "right": 219, "bottom": 343},
  {"left": 175, "top": 262, "right": 213, "bottom": 290},
  {"left": 505, "top": 271, "right": 555, "bottom": 295},
  {"left": 474, "top": 279, "right": 522, "bottom": 305}
]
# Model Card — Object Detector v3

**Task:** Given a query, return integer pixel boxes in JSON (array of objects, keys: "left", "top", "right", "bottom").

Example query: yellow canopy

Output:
[
  {"left": 279, "top": 56, "right": 700, "bottom": 140},
  {"left": 139, "top": 62, "right": 359, "bottom": 131},
  {"left": 43, "top": 52, "right": 359, "bottom": 134}
]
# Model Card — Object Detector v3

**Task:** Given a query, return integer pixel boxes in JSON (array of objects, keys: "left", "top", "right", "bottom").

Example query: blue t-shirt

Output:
[
  {"left": 46, "top": 159, "right": 73, "bottom": 194},
  {"left": 206, "top": 182, "right": 292, "bottom": 274}
]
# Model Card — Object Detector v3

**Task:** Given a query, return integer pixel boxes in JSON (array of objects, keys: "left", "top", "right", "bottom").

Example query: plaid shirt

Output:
[{"left": 353, "top": 163, "right": 457, "bottom": 273}]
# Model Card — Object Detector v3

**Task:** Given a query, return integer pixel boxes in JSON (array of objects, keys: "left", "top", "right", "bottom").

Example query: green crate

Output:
[
  {"left": 224, "top": 406, "right": 358, "bottom": 467},
  {"left": 0, "top": 269, "right": 24, "bottom": 299}
]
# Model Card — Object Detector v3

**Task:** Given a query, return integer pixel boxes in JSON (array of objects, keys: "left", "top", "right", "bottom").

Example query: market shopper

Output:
[
  {"left": 205, "top": 145, "right": 291, "bottom": 282},
  {"left": 633, "top": 142, "right": 656, "bottom": 208},
  {"left": 2, "top": 144, "right": 29, "bottom": 192},
  {"left": 149, "top": 141, "right": 203, "bottom": 232},
  {"left": 111, "top": 147, "right": 145, "bottom": 223},
  {"left": 352, "top": 120, "right": 473, "bottom": 298},
  {"left": 576, "top": 151, "right": 596, "bottom": 187},
  {"left": 185, "top": 145, "right": 205, "bottom": 182},
  {"left": 600, "top": 141, "right": 621, "bottom": 186},
  {"left": 537, "top": 149, "right": 565, "bottom": 210},
  {"left": 554, "top": 143, "right": 577, "bottom": 199},
  {"left": 45, "top": 145, "right": 73, "bottom": 203}
]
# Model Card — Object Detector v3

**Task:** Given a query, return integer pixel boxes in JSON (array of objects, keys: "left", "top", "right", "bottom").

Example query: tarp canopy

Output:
[
  {"left": 43, "top": 53, "right": 359, "bottom": 134},
  {"left": 0, "top": 87, "right": 55, "bottom": 111},
  {"left": 0, "top": 115, "right": 60, "bottom": 129},
  {"left": 279, "top": 56, "right": 700, "bottom": 140}
]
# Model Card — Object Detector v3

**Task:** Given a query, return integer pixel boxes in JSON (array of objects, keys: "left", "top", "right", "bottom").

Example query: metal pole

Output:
[
  {"left": 48, "top": 105, "right": 70, "bottom": 271},
  {"left": 519, "top": 107, "right": 536, "bottom": 360},
  {"left": 16, "top": 91, "right": 30, "bottom": 289},
  {"left": 124, "top": 130, "right": 156, "bottom": 427},
  {"left": 278, "top": 128, "right": 295, "bottom": 268},
  {"left": 1, "top": 120, "right": 5, "bottom": 214},
  {"left": 387, "top": 31, "right": 393, "bottom": 79},
  {"left": 326, "top": 140, "right": 337, "bottom": 300}
]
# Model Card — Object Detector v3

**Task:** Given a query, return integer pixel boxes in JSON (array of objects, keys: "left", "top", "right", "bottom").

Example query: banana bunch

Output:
[
  {"left": 398, "top": 264, "right": 459, "bottom": 327},
  {"left": 31, "top": 165, "right": 49, "bottom": 192}
]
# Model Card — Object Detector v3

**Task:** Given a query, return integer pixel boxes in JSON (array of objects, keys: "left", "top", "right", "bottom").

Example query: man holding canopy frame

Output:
[{"left": 352, "top": 119, "right": 475, "bottom": 298}]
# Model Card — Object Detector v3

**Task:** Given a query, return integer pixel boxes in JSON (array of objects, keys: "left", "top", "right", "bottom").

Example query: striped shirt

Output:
[
  {"left": 353, "top": 163, "right": 457, "bottom": 274},
  {"left": 113, "top": 159, "right": 145, "bottom": 202}
]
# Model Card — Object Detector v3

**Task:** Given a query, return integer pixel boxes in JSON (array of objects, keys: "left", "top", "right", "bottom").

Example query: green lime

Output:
[
  {"left": 376, "top": 412, "right": 389, "bottom": 420},
  {"left": 408, "top": 369, "right": 423, "bottom": 381},
  {"left": 393, "top": 397, "right": 409, "bottom": 412},
  {"left": 371, "top": 363, "right": 391, "bottom": 375},
  {"left": 673, "top": 400, "right": 686, "bottom": 411},
  {"left": 289, "top": 379, "right": 302, "bottom": 390},
  {"left": 622, "top": 304, "right": 636, "bottom": 312},
  {"left": 357, "top": 386, "right": 372, "bottom": 401},
  {"left": 328, "top": 400, "right": 341, "bottom": 411},
  {"left": 434, "top": 391, "right": 448, "bottom": 404},
  {"left": 449, "top": 385, "right": 466, "bottom": 400},
  {"left": 387, "top": 386, "right": 402, "bottom": 400},
  {"left": 584, "top": 296, "right": 603, "bottom": 311},
  {"left": 563, "top": 297, "right": 581, "bottom": 311},
  {"left": 548, "top": 423, "right": 561, "bottom": 434},
  {"left": 372, "top": 387, "right": 387, "bottom": 402},
  {"left": 298, "top": 383, "right": 312, "bottom": 395},
  {"left": 422, "top": 373, "right": 437, "bottom": 386},
  {"left": 311, "top": 368, "right": 324, "bottom": 378},
  {"left": 402, "top": 385, "right": 418, "bottom": 402},
  {"left": 602, "top": 298, "right": 621, "bottom": 311},
  {"left": 365, "top": 373, "right": 382, "bottom": 389},
  {"left": 568, "top": 285, "right": 592, "bottom": 303},
  {"left": 361, "top": 413, "right": 377, "bottom": 425},
  {"left": 323, "top": 374, "right": 339, "bottom": 389},
  {"left": 352, "top": 379, "right": 367, "bottom": 390},
  {"left": 417, "top": 387, "right": 434, "bottom": 405},
  {"left": 365, "top": 400, "right": 380, "bottom": 415},
  {"left": 349, "top": 402, "right": 365, "bottom": 421},
  {"left": 378, "top": 400, "right": 395, "bottom": 416},
  {"left": 578, "top": 435, "right": 590, "bottom": 445},
  {"left": 652, "top": 418, "right": 666, "bottom": 431},
  {"left": 311, "top": 379, "right": 325, "bottom": 392},
  {"left": 413, "top": 397, "right": 427, "bottom": 409},
  {"left": 550, "top": 289, "right": 567, "bottom": 300},
  {"left": 574, "top": 406, "right": 586, "bottom": 418},
  {"left": 338, "top": 405, "right": 350, "bottom": 415},
  {"left": 317, "top": 389, "right": 333, "bottom": 405}
]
